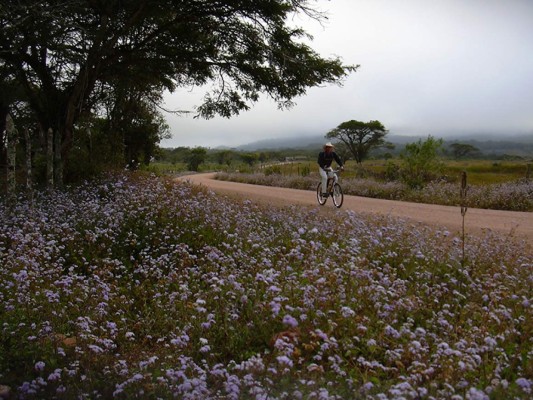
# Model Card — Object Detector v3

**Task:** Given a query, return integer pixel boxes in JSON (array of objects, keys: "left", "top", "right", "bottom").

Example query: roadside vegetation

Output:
[
  {"left": 149, "top": 136, "right": 533, "bottom": 212},
  {"left": 214, "top": 158, "right": 533, "bottom": 212},
  {"left": 214, "top": 168, "right": 532, "bottom": 212},
  {"left": 1, "top": 172, "right": 531, "bottom": 399}
]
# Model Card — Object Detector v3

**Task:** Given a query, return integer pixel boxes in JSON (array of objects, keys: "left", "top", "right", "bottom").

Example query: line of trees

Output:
[
  {"left": 1, "top": 1, "right": 356, "bottom": 192},
  {"left": 156, "top": 147, "right": 295, "bottom": 171}
]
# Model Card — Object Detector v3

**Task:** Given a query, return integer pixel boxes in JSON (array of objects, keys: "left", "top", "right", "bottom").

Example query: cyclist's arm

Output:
[
  {"left": 317, "top": 152, "right": 327, "bottom": 169},
  {"left": 333, "top": 152, "right": 343, "bottom": 168}
]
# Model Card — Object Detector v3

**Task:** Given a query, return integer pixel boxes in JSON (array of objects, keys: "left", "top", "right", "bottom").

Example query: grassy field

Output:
[
  {"left": 215, "top": 171, "right": 533, "bottom": 212},
  {"left": 266, "top": 159, "right": 532, "bottom": 185},
  {"left": 440, "top": 160, "right": 532, "bottom": 185},
  {"left": 145, "top": 158, "right": 532, "bottom": 185},
  {"left": 1, "top": 172, "right": 531, "bottom": 399},
  {"left": 145, "top": 158, "right": 533, "bottom": 211}
]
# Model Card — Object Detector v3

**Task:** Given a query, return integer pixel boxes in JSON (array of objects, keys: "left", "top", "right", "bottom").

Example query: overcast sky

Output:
[{"left": 161, "top": 0, "right": 533, "bottom": 148}]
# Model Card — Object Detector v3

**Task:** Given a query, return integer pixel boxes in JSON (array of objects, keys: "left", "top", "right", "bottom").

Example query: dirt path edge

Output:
[{"left": 176, "top": 173, "right": 533, "bottom": 250}]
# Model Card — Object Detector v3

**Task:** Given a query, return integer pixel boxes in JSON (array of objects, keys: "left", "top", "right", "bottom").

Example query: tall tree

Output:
[
  {"left": 93, "top": 80, "right": 171, "bottom": 168},
  {"left": 186, "top": 147, "right": 207, "bottom": 172},
  {"left": 326, "top": 120, "right": 389, "bottom": 164},
  {"left": 1, "top": 1, "right": 356, "bottom": 184},
  {"left": 449, "top": 142, "right": 481, "bottom": 159},
  {"left": 0, "top": 69, "right": 25, "bottom": 168}
]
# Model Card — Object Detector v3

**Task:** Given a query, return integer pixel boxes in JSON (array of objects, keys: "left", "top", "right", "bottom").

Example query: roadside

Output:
[{"left": 176, "top": 172, "right": 533, "bottom": 249}]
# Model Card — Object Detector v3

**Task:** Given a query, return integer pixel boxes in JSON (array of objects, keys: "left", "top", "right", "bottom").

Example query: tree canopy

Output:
[
  {"left": 449, "top": 142, "right": 481, "bottom": 159},
  {"left": 326, "top": 119, "right": 389, "bottom": 164},
  {"left": 1, "top": 0, "right": 356, "bottom": 184}
]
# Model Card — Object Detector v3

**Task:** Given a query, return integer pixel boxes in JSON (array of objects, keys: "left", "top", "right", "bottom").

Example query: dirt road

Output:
[{"left": 177, "top": 173, "right": 533, "bottom": 248}]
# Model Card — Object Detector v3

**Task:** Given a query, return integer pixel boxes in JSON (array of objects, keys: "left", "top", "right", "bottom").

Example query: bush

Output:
[
  {"left": 384, "top": 160, "right": 400, "bottom": 181},
  {"left": 400, "top": 136, "right": 444, "bottom": 188},
  {"left": 264, "top": 165, "right": 282, "bottom": 176}
]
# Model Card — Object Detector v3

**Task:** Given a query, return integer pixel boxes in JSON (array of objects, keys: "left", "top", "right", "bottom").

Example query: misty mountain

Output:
[
  {"left": 236, "top": 135, "right": 324, "bottom": 151},
  {"left": 236, "top": 132, "right": 533, "bottom": 157}
]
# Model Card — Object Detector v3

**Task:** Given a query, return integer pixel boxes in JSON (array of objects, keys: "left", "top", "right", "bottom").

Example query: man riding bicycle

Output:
[{"left": 318, "top": 142, "right": 344, "bottom": 197}]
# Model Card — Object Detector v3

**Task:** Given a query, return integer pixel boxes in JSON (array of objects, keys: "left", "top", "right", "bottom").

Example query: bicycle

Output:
[{"left": 317, "top": 168, "right": 344, "bottom": 208}]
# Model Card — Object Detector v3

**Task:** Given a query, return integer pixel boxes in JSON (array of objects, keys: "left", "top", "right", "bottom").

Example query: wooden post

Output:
[
  {"left": 47, "top": 128, "right": 54, "bottom": 188},
  {"left": 6, "top": 114, "right": 18, "bottom": 203},
  {"left": 460, "top": 171, "right": 468, "bottom": 266}
]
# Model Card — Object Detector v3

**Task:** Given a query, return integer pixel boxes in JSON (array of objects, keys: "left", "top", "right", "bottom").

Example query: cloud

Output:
[{"left": 162, "top": 0, "right": 533, "bottom": 148}]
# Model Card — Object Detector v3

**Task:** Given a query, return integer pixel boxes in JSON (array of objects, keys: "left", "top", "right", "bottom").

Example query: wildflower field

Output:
[{"left": 0, "top": 173, "right": 531, "bottom": 399}]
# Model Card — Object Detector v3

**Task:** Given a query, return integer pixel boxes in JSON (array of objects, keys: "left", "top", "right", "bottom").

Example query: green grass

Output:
[
  {"left": 249, "top": 159, "right": 531, "bottom": 185},
  {"left": 443, "top": 160, "right": 531, "bottom": 185}
]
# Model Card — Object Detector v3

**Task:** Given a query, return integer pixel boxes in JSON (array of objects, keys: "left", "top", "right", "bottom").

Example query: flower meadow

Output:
[
  {"left": 1, "top": 173, "right": 532, "bottom": 399},
  {"left": 214, "top": 172, "right": 533, "bottom": 212}
]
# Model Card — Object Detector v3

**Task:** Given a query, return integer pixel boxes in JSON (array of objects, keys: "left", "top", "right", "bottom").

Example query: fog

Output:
[{"left": 161, "top": 0, "right": 533, "bottom": 148}]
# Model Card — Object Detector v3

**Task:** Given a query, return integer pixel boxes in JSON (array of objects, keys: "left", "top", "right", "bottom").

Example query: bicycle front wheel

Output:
[
  {"left": 332, "top": 183, "right": 344, "bottom": 208},
  {"left": 316, "top": 182, "right": 327, "bottom": 205}
]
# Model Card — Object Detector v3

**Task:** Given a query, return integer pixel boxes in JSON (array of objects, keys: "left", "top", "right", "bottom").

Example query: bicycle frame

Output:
[
  {"left": 326, "top": 169, "right": 339, "bottom": 189},
  {"left": 317, "top": 168, "right": 344, "bottom": 208}
]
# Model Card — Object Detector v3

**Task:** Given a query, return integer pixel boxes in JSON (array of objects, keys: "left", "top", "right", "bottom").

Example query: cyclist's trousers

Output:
[{"left": 319, "top": 168, "right": 328, "bottom": 193}]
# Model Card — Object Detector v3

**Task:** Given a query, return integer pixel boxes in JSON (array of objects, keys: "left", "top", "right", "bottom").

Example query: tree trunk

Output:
[
  {"left": 87, "top": 128, "right": 92, "bottom": 164},
  {"left": 0, "top": 105, "right": 9, "bottom": 170},
  {"left": 24, "top": 127, "right": 32, "bottom": 196},
  {"left": 5, "top": 114, "right": 18, "bottom": 202},
  {"left": 47, "top": 128, "right": 54, "bottom": 188},
  {"left": 54, "top": 128, "right": 63, "bottom": 188}
]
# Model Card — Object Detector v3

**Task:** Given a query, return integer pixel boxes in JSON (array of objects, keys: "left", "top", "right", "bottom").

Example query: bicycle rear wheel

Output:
[
  {"left": 332, "top": 183, "right": 344, "bottom": 208},
  {"left": 316, "top": 182, "right": 327, "bottom": 205}
]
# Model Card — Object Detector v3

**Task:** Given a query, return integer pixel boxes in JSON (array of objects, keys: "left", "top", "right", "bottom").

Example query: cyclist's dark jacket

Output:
[{"left": 318, "top": 151, "right": 343, "bottom": 170}]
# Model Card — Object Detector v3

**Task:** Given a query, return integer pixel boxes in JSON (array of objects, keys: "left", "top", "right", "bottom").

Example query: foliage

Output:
[
  {"left": 214, "top": 150, "right": 235, "bottom": 166},
  {"left": 0, "top": 173, "right": 531, "bottom": 398},
  {"left": 0, "top": 1, "right": 356, "bottom": 185},
  {"left": 384, "top": 160, "right": 401, "bottom": 181},
  {"left": 264, "top": 165, "right": 282, "bottom": 176},
  {"left": 240, "top": 152, "right": 260, "bottom": 167},
  {"left": 186, "top": 147, "right": 208, "bottom": 172},
  {"left": 400, "top": 136, "right": 445, "bottom": 188},
  {"left": 326, "top": 120, "right": 391, "bottom": 164},
  {"left": 93, "top": 80, "right": 171, "bottom": 168},
  {"left": 448, "top": 142, "right": 481, "bottom": 159}
]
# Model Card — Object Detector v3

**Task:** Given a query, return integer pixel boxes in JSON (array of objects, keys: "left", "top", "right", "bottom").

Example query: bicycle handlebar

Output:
[{"left": 325, "top": 168, "right": 343, "bottom": 173}]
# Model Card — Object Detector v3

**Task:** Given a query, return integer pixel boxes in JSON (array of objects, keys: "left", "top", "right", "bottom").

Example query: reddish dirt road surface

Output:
[{"left": 177, "top": 173, "right": 533, "bottom": 249}]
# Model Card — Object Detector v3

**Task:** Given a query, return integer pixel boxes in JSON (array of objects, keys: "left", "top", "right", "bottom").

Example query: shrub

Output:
[
  {"left": 400, "top": 136, "right": 444, "bottom": 188},
  {"left": 264, "top": 165, "right": 282, "bottom": 176}
]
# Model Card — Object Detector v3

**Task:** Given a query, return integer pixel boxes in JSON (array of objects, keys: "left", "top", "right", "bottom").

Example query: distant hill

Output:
[
  {"left": 236, "top": 135, "right": 324, "bottom": 151},
  {"left": 236, "top": 132, "right": 533, "bottom": 157}
]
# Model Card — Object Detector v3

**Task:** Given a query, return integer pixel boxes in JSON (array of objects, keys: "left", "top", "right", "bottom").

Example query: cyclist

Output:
[{"left": 318, "top": 142, "right": 344, "bottom": 197}]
